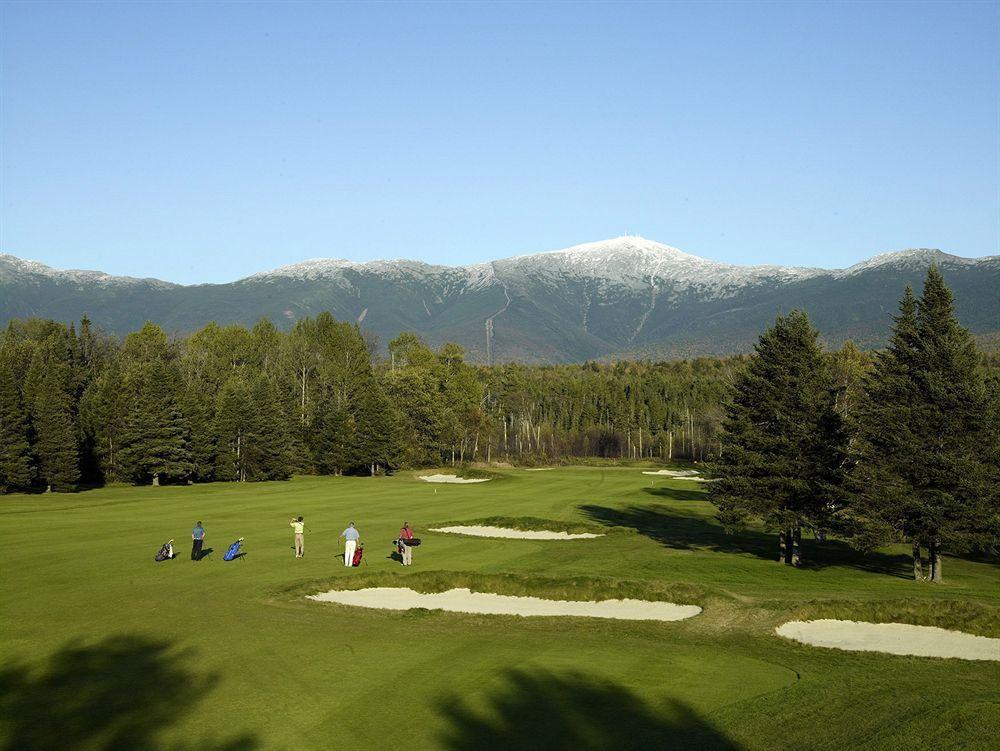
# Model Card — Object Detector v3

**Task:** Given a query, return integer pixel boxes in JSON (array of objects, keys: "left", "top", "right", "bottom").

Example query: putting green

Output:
[{"left": 1, "top": 468, "right": 998, "bottom": 750}]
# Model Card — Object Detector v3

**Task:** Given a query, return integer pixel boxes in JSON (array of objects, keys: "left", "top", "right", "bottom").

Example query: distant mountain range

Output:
[{"left": 2, "top": 237, "right": 997, "bottom": 362}]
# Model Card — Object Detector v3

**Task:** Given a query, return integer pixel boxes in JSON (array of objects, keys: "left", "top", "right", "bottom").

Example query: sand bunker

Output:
[
  {"left": 429, "top": 525, "right": 602, "bottom": 540},
  {"left": 418, "top": 474, "right": 491, "bottom": 484},
  {"left": 776, "top": 620, "right": 1000, "bottom": 661},
  {"left": 308, "top": 587, "right": 701, "bottom": 622},
  {"left": 524, "top": 468, "right": 555, "bottom": 471},
  {"left": 642, "top": 469, "right": 700, "bottom": 477}
]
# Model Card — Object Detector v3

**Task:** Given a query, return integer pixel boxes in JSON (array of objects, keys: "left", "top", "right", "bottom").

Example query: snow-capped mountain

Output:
[{"left": 2, "top": 238, "right": 997, "bottom": 362}]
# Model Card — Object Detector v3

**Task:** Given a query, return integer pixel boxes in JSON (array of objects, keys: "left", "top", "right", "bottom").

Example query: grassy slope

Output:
[{"left": 1, "top": 468, "right": 997, "bottom": 750}]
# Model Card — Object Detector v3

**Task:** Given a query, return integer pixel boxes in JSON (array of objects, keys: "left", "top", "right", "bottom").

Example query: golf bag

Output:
[
  {"left": 223, "top": 538, "right": 245, "bottom": 561},
  {"left": 352, "top": 543, "right": 364, "bottom": 567},
  {"left": 154, "top": 542, "right": 172, "bottom": 562}
]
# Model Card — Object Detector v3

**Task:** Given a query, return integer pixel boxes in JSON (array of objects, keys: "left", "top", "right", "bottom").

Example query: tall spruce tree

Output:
[
  {"left": 710, "top": 310, "right": 848, "bottom": 565},
  {"left": 118, "top": 362, "right": 193, "bottom": 485},
  {"left": 0, "top": 345, "right": 33, "bottom": 492},
  {"left": 855, "top": 269, "right": 998, "bottom": 582},
  {"left": 214, "top": 374, "right": 290, "bottom": 481},
  {"left": 27, "top": 337, "right": 80, "bottom": 492}
]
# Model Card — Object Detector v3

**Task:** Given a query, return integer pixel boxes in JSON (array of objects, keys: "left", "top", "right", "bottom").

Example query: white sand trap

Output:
[
  {"left": 642, "top": 469, "right": 701, "bottom": 477},
  {"left": 776, "top": 620, "right": 1000, "bottom": 661},
  {"left": 525, "top": 468, "right": 555, "bottom": 471},
  {"left": 418, "top": 474, "right": 491, "bottom": 484},
  {"left": 429, "top": 525, "right": 602, "bottom": 540},
  {"left": 308, "top": 587, "right": 701, "bottom": 622}
]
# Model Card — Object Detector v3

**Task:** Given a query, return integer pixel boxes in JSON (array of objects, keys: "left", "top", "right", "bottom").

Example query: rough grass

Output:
[
  {"left": 784, "top": 597, "right": 1000, "bottom": 638},
  {"left": 283, "top": 569, "right": 709, "bottom": 607}
]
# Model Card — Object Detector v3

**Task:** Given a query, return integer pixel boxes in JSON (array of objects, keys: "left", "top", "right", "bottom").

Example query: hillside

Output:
[{"left": 2, "top": 237, "right": 997, "bottom": 362}]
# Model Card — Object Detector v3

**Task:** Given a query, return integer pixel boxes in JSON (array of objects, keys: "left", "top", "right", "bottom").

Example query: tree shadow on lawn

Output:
[
  {"left": 642, "top": 486, "right": 706, "bottom": 502},
  {"left": 0, "top": 635, "right": 258, "bottom": 751},
  {"left": 437, "top": 668, "right": 742, "bottom": 750},
  {"left": 580, "top": 503, "right": 912, "bottom": 578}
]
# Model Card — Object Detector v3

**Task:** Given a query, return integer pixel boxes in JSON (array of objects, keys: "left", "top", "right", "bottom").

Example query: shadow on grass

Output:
[
  {"left": 0, "top": 635, "right": 258, "bottom": 751},
  {"left": 642, "top": 486, "right": 705, "bottom": 502},
  {"left": 580, "top": 503, "right": 912, "bottom": 578},
  {"left": 438, "top": 669, "right": 742, "bottom": 750}
]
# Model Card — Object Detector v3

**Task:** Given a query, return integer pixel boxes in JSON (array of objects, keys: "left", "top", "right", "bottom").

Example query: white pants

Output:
[{"left": 344, "top": 539, "right": 357, "bottom": 567}]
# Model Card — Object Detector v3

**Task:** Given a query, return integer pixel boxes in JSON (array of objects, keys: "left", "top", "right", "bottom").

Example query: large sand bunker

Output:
[
  {"left": 418, "top": 474, "right": 491, "bottom": 484},
  {"left": 308, "top": 587, "right": 701, "bottom": 621},
  {"left": 642, "top": 469, "right": 700, "bottom": 477},
  {"left": 776, "top": 620, "right": 1000, "bottom": 661},
  {"left": 429, "top": 525, "right": 602, "bottom": 540}
]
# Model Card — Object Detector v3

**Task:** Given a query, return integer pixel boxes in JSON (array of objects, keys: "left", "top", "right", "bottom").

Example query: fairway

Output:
[{"left": 2, "top": 468, "right": 998, "bottom": 750}]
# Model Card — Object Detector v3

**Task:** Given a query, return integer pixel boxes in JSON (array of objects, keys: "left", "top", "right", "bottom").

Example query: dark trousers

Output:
[{"left": 192, "top": 538, "right": 204, "bottom": 560}]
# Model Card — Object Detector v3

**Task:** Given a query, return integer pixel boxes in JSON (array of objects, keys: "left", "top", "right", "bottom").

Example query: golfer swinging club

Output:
[
  {"left": 290, "top": 515, "right": 305, "bottom": 558},
  {"left": 340, "top": 522, "right": 360, "bottom": 567}
]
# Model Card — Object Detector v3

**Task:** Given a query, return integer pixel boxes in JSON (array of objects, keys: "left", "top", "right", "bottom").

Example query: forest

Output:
[{"left": 0, "top": 273, "right": 997, "bottom": 493}]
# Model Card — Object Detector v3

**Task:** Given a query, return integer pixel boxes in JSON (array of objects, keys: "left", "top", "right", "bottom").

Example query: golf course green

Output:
[{"left": 2, "top": 467, "right": 998, "bottom": 750}]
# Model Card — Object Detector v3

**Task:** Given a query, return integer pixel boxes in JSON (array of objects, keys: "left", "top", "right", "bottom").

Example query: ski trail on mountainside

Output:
[
  {"left": 485, "top": 261, "right": 512, "bottom": 365},
  {"left": 629, "top": 261, "right": 664, "bottom": 343}
]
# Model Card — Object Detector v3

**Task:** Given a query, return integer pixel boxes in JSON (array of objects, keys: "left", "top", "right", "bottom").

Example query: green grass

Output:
[{"left": 1, "top": 467, "right": 998, "bottom": 750}]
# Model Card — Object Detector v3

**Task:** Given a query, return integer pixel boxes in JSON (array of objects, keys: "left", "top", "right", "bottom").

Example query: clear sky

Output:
[{"left": 1, "top": 1, "right": 997, "bottom": 284}]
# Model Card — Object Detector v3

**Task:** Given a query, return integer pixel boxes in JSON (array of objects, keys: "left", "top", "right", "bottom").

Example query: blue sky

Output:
[{"left": 1, "top": 1, "right": 997, "bottom": 284}]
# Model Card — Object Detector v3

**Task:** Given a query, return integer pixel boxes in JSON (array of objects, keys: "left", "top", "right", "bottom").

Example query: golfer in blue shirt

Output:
[
  {"left": 191, "top": 521, "right": 206, "bottom": 561},
  {"left": 340, "top": 522, "right": 360, "bottom": 567}
]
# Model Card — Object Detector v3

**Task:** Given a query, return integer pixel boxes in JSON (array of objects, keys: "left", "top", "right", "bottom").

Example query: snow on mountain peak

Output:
[
  {"left": 0, "top": 253, "right": 176, "bottom": 289},
  {"left": 839, "top": 248, "right": 975, "bottom": 275}
]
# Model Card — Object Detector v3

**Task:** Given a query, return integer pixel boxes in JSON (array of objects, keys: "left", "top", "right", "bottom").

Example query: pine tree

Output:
[
  {"left": 118, "top": 362, "right": 193, "bottom": 485},
  {"left": 710, "top": 310, "right": 848, "bottom": 565},
  {"left": 214, "top": 374, "right": 291, "bottom": 481},
  {"left": 213, "top": 376, "right": 251, "bottom": 482},
  {"left": 310, "top": 397, "right": 353, "bottom": 475},
  {"left": 27, "top": 338, "right": 80, "bottom": 492},
  {"left": 0, "top": 345, "right": 33, "bottom": 491},
  {"left": 856, "top": 269, "right": 998, "bottom": 582},
  {"left": 352, "top": 384, "right": 402, "bottom": 475},
  {"left": 245, "top": 374, "right": 291, "bottom": 481}
]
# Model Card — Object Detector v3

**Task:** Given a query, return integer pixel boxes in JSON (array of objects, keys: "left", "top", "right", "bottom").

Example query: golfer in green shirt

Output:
[{"left": 290, "top": 516, "right": 305, "bottom": 558}]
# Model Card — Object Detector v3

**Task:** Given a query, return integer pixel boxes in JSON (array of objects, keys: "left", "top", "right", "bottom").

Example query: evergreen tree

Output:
[
  {"left": 352, "top": 384, "right": 402, "bottom": 475},
  {"left": 710, "top": 310, "right": 848, "bottom": 565},
  {"left": 246, "top": 374, "right": 291, "bottom": 480},
  {"left": 311, "top": 397, "right": 353, "bottom": 475},
  {"left": 214, "top": 374, "right": 290, "bottom": 481},
  {"left": 27, "top": 337, "right": 80, "bottom": 492},
  {"left": 181, "top": 384, "right": 217, "bottom": 482},
  {"left": 855, "top": 269, "right": 999, "bottom": 582},
  {"left": 0, "top": 345, "right": 33, "bottom": 491},
  {"left": 118, "top": 362, "right": 192, "bottom": 485}
]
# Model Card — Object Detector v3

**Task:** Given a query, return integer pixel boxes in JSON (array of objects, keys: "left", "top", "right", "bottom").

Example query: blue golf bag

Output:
[{"left": 223, "top": 538, "right": 245, "bottom": 561}]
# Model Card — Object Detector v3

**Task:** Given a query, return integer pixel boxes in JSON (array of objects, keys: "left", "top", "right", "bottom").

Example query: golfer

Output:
[
  {"left": 398, "top": 521, "right": 414, "bottom": 566},
  {"left": 191, "top": 521, "right": 206, "bottom": 561},
  {"left": 340, "top": 522, "right": 360, "bottom": 567},
  {"left": 290, "top": 516, "right": 305, "bottom": 558}
]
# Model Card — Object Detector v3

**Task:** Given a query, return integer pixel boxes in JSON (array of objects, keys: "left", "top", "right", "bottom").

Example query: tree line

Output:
[
  {"left": 710, "top": 268, "right": 1000, "bottom": 581},
  {"left": 0, "top": 313, "right": 738, "bottom": 491}
]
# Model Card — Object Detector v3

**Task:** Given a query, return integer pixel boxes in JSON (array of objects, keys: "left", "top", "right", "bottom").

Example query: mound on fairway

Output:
[
  {"left": 429, "top": 525, "right": 602, "bottom": 540},
  {"left": 776, "top": 619, "right": 1000, "bottom": 661},
  {"left": 308, "top": 587, "right": 701, "bottom": 621},
  {"left": 418, "top": 474, "right": 491, "bottom": 484},
  {"left": 641, "top": 469, "right": 700, "bottom": 477}
]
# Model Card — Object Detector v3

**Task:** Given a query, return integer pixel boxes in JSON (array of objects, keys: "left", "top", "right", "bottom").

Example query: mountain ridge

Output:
[{"left": 2, "top": 237, "right": 997, "bottom": 363}]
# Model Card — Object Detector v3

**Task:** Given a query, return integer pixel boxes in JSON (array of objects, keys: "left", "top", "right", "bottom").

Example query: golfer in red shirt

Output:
[{"left": 399, "top": 522, "right": 414, "bottom": 566}]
